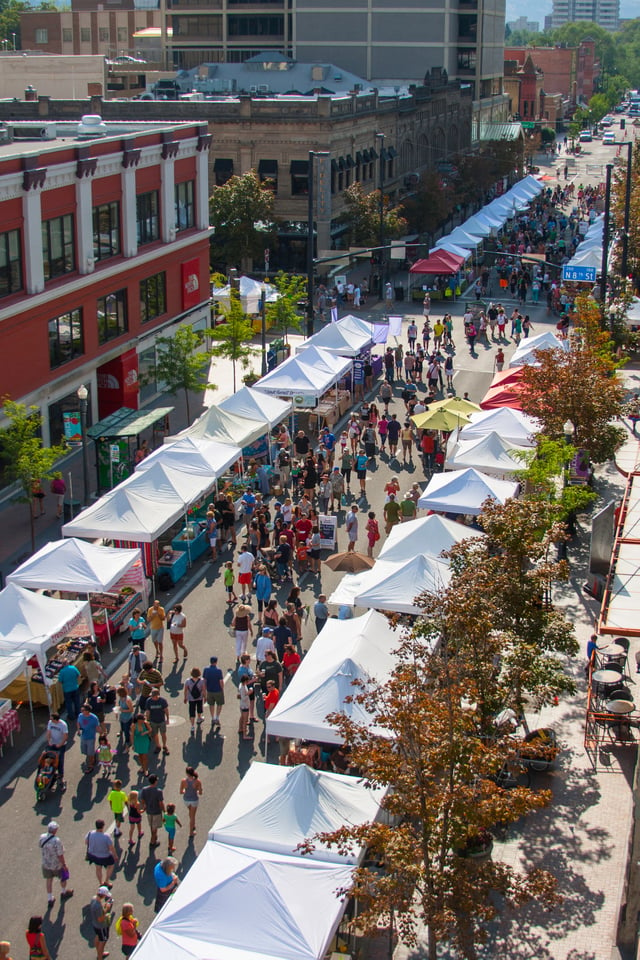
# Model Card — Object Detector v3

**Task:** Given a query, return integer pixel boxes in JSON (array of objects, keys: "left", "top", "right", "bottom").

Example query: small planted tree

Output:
[
  {"left": 339, "top": 182, "right": 408, "bottom": 247},
  {"left": 209, "top": 171, "right": 277, "bottom": 272},
  {"left": 265, "top": 270, "right": 307, "bottom": 342},
  {"left": 207, "top": 292, "right": 257, "bottom": 391},
  {"left": 0, "top": 399, "right": 67, "bottom": 551},
  {"left": 144, "top": 325, "right": 214, "bottom": 425}
]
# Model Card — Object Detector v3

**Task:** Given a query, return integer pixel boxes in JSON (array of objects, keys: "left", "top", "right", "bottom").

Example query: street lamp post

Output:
[
  {"left": 601, "top": 162, "right": 613, "bottom": 326},
  {"left": 622, "top": 140, "right": 634, "bottom": 279},
  {"left": 77, "top": 384, "right": 90, "bottom": 507},
  {"left": 376, "top": 132, "right": 385, "bottom": 300},
  {"left": 306, "top": 150, "right": 330, "bottom": 338},
  {"left": 260, "top": 285, "right": 267, "bottom": 376}
]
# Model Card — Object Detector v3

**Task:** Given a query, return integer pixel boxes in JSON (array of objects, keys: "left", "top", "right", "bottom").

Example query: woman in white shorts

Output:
[{"left": 179, "top": 766, "right": 203, "bottom": 836}]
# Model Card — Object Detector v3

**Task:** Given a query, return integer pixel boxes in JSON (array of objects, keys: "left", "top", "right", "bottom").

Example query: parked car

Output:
[
  {"left": 603, "top": 131, "right": 616, "bottom": 145},
  {"left": 579, "top": 130, "right": 593, "bottom": 142}
]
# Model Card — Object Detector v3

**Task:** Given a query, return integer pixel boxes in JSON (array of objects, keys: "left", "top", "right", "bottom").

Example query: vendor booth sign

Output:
[
  {"left": 318, "top": 514, "right": 337, "bottom": 549},
  {"left": 293, "top": 394, "right": 318, "bottom": 408}
]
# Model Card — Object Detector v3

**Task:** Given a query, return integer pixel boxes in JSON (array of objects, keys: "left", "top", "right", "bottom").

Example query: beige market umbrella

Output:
[{"left": 324, "top": 552, "right": 376, "bottom": 574}]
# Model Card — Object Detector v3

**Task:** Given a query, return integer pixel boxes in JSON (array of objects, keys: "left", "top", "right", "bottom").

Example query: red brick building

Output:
[
  {"left": 504, "top": 39, "right": 600, "bottom": 105},
  {"left": 0, "top": 118, "right": 212, "bottom": 446}
]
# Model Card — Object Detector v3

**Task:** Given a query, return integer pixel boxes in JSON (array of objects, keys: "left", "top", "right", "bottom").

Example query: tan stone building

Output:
[{"left": 0, "top": 72, "right": 473, "bottom": 266}]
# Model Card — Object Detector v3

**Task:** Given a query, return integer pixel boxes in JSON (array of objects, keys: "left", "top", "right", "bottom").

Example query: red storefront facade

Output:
[{"left": 0, "top": 119, "right": 212, "bottom": 444}]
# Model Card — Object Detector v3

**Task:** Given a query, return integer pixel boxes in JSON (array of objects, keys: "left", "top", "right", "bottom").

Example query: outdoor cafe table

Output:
[
  {"left": 592, "top": 669, "right": 624, "bottom": 686},
  {"left": 601, "top": 643, "right": 626, "bottom": 657},
  {"left": 605, "top": 699, "right": 636, "bottom": 715}
]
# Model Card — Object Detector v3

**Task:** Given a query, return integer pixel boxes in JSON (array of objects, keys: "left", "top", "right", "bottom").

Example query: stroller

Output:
[{"left": 35, "top": 749, "right": 60, "bottom": 801}]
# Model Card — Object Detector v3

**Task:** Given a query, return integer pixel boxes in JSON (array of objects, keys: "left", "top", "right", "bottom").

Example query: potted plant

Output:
[{"left": 455, "top": 828, "right": 494, "bottom": 860}]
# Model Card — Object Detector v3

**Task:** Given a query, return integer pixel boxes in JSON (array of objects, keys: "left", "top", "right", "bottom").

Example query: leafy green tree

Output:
[
  {"left": 518, "top": 298, "right": 626, "bottom": 462},
  {"left": 265, "top": 270, "right": 307, "bottom": 342},
  {"left": 515, "top": 435, "right": 598, "bottom": 521},
  {"left": 143, "top": 324, "right": 213, "bottom": 425},
  {"left": 588, "top": 93, "right": 609, "bottom": 123},
  {"left": 209, "top": 171, "right": 276, "bottom": 272},
  {"left": 0, "top": 399, "right": 67, "bottom": 551},
  {"left": 207, "top": 292, "right": 256, "bottom": 391},
  {"left": 339, "top": 182, "right": 407, "bottom": 247},
  {"left": 404, "top": 171, "right": 455, "bottom": 238}
]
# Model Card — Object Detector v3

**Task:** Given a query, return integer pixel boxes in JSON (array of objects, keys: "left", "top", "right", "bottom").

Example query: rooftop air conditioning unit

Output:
[
  {"left": 77, "top": 114, "right": 108, "bottom": 139},
  {"left": 12, "top": 123, "right": 56, "bottom": 140},
  {"left": 258, "top": 84, "right": 269, "bottom": 93}
]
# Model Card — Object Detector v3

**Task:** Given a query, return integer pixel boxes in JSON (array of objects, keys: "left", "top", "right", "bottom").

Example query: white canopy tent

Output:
[
  {"left": 266, "top": 610, "right": 397, "bottom": 743},
  {"left": 444, "top": 431, "right": 526, "bottom": 477},
  {"left": 137, "top": 436, "right": 242, "bottom": 479},
  {"left": 336, "top": 315, "right": 376, "bottom": 338},
  {"left": 219, "top": 386, "right": 292, "bottom": 428},
  {"left": 134, "top": 842, "right": 353, "bottom": 960},
  {"left": 0, "top": 582, "right": 91, "bottom": 686},
  {"left": 211, "top": 275, "right": 279, "bottom": 314},
  {"left": 7, "top": 538, "right": 141, "bottom": 593},
  {"left": 469, "top": 208, "right": 506, "bottom": 230},
  {"left": 0, "top": 650, "right": 28, "bottom": 691},
  {"left": 486, "top": 195, "right": 519, "bottom": 218},
  {"left": 253, "top": 346, "right": 351, "bottom": 399},
  {"left": 352, "top": 553, "right": 451, "bottom": 613},
  {"left": 567, "top": 245, "right": 603, "bottom": 269},
  {"left": 459, "top": 214, "right": 492, "bottom": 237},
  {"left": 378, "top": 513, "right": 483, "bottom": 564},
  {"left": 429, "top": 240, "right": 472, "bottom": 260},
  {"left": 209, "top": 762, "right": 386, "bottom": 863},
  {"left": 509, "top": 175, "right": 544, "bottom": 200},
  {"left": 509, "top": 331, "right": 570, "bottom": 368},
  {"left": 460, "top": 407, "right": 539, "bottom": 448},
  {"left": 170, "top": 406, "right": 267, "bottom": 448},
  {"left": 62, "top": 474, "right": 188, "bottom": 543},
  {"left": 328, "top": 553, "right": 450, "bottom": 612},
  {"left": 297, "top": 322, "right": 372, "bottom": 357},
  {"left": 417, "top": 467, "right": 519, "bottom": 516},
  {"left": 435, "top": 228, "right": 482, "bottom": 250}
]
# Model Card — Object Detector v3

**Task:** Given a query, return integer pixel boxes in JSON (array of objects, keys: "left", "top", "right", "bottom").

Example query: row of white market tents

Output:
[{"left": 434, "top": 174, "right": 545, "bottom": 258}]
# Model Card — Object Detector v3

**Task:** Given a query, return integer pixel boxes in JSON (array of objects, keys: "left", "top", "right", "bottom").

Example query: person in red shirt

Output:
[
  {"left": 420, "top": 431, "right": 435, "bottom": 472},
  {"left": 263, "top": 680, "right": 280, "bottom": 719},
  {"left": 281, "top": 524, "right": 296, "bottom": 550},
  {"left": 294, "top": 514, "right": 312, "bottom": 544}
]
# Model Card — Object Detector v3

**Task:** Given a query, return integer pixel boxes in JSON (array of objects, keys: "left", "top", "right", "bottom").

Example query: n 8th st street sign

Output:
[{"left": 562, "top": 265, "right": 597, "bottom": 283}]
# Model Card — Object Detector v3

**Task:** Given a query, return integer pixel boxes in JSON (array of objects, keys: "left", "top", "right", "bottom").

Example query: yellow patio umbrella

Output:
[
  {"left": 439, "top": 396, "right": 481, "bottom": 415},
  {"left": 411, "top": 405, "right": 471, "bottom": 432}
]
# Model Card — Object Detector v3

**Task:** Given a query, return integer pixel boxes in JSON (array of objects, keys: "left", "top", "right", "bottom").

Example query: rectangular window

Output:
[
  {"left": 92, "top": 202, "right": 120, "bottom": 261},
  {"left": 174, "top": 180, "right": 194, "bottom": 232},
  {"left": 42, "top": 214, "right": 75, "bottom": 281},
  {"left": 140, "top": 272, "right": 166, "bottom": 323},
  {"left": 35, "top": 28, "right": 48, "bottom": 43},
  {"left": 136, "top": 190, "right": 159, "bottom": 246},
  {"left": 0, "top": 229, "right": 22, "bottom": 298},
  {"left": 97, "top": 289, "right": 128, "bottom": 344},
  {"left": 117, "top": 26, "right": 128, "bottom": 41},
  {"left": 62, "top": 28, "right": 72, "bottom": 42},
  {"left": 99, "top": 27, "right": 109, "bottom": 41},
  {"left": 80, "top": 27, "right": 91, "bottom": 42},
  {"left": 48, "top": 308, "right": 84, "bottom": 369}
]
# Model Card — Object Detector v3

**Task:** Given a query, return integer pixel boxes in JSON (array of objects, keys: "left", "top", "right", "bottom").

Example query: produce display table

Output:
[
  {"left": 157, "top": 550, "right": 188, "bottom": 586},
  {"left": 2, "top": 635, "right": 92, "bottom": 710}
]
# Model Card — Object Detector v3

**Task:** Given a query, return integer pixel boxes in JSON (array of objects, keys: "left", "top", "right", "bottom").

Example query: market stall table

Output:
[
  {"left": 172, "top": 524, "right": 208, "bottom": 563},
  {"left": 0, "top": 707, "right": 20, "bottom": 755},
  {"left": 157, "top": 549, "right": 188, "bottom": 586}
]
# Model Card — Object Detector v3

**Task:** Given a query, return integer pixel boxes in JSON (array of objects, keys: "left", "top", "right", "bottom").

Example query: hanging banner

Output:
[{"left": 63, "top": 410, "right": 82, "bottom": 443}]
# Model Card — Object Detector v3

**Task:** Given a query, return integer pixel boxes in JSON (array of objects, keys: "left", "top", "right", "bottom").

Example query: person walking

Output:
[
  {"left": 167, "top": 604, "right": 188, "bottom": 662},
  {"left": 231, "top": 603, "right": 253, "bottom": 660},
  {"left": 383, "top": 494, "right": 402, "bottom": 534},
  {"left": 78, "top": 704, "right": 100, "bottom": 773},
  {"left": 115, "top": 903, "right": 140, "bottom": 958},
  {"left": 136, "top": 661, "right": 164, "bottom": 712},
  {"left": 140, "top": 774, "right": 165, "bottom": 848},
  {"left": 355, "top": 449, "right": 368, "bottom": 497},
  {"left": 401, "top": 491, "right": 417, "bottom": 522},
  {"left": 107, "top": 780, "right": 128, "bottom": 839},
  {"left": 345, "top": 504, "right": 358, "bottom": 552},
  {"left": 340, "top": 448, "right": 353, "bottom": 492},
  {"left": 89, "top": 887, "right": 113, "bottom": 960},
  {"left": 387, "top": 414, "right": 401, "bottom": 459},
  {"left": 145, "top": 688, "right": 170, "bottom": 756},
  {"left": 146, "top": 600, "right": 166, "bottom": 663},
  {"left": 126, "top": 791, "right": 143, "bottom": 846},
  {"left": 377, "top": 415, "right": 389, "bottom": 453},
  {"left": 85, "top": 820, "right": 118, "bottom": 887},
  {"left": 329, "top": 467, "right": 344, "bottom": 510},
  {"left": 254, "top": 565, "right": 272, "bottom": 625},
  {"left": 128, "top": 609, "right": 148, "bottom": 650},
  {"left": 400, "top": 421, "right": 414, "bottom": 464},
  {"left": 153, "top": 858, "right": 179, "bottom": 914},
  {"left": 365, "top": 512, "right": 380, "bottom": 558},
  {"left": 130, "top": 713, "right": 152, "bottom": 776},
  {"left": 25, "top": 918, "right": 50, "bottom": 960},
  {"left": 180, "top": 766, "right": 203, "bottom": 837},
  {"left": 313, "top": 594, "right": 329, "bottom": 634},
  {"left": 495, "top": 347, "right": 505, "bottom": 372},
  {"left": 237, "top": 545, "right": 254, "bottom": 603},
  {"left": 407, "top": 320, "right": 418, "bottom": 350},
  {"left": 203, "top": 656, "right": 225, "bottom": 726},
  {"left": 58, "top": 660, "right": 82, "bottom": 723},
  {"left": 116, "top": 686, "right": 134, "bottom": 750},
  {"left": 444, "top": 354, "right": 454, "bottom": 391},
  {"left": 45, "top": 712, "right": 68, "bottom": 784},
  {"left": 379, "top": 379, "right": 393, "bottom": 413},
  {"left": 39, "top": 821, "right": 73, "bottom": 907},
  {"left": 183, "top": 668, "right": 205, "bottom": 733},
  {"left": 50, "top": 473, "right": 66, "bottom": 519}
]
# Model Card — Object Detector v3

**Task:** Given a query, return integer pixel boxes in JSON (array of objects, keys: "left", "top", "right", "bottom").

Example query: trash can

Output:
[
  {"left": 63, "top": 500, "right": 82, "bottom": 522},
  {"left": 394, "top": 285, "right": 404, "bottom": 301}
]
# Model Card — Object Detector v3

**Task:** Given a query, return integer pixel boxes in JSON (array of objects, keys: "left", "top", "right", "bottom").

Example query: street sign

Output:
[
  {"left": 110, "top": 443, "right": 120, "bottom": 463},
  {"left": 521, "top": 121, "right": 535, "bottom": 130},
  {"left": 562, "top": 265, "right": 597, "bottom": 283}
]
